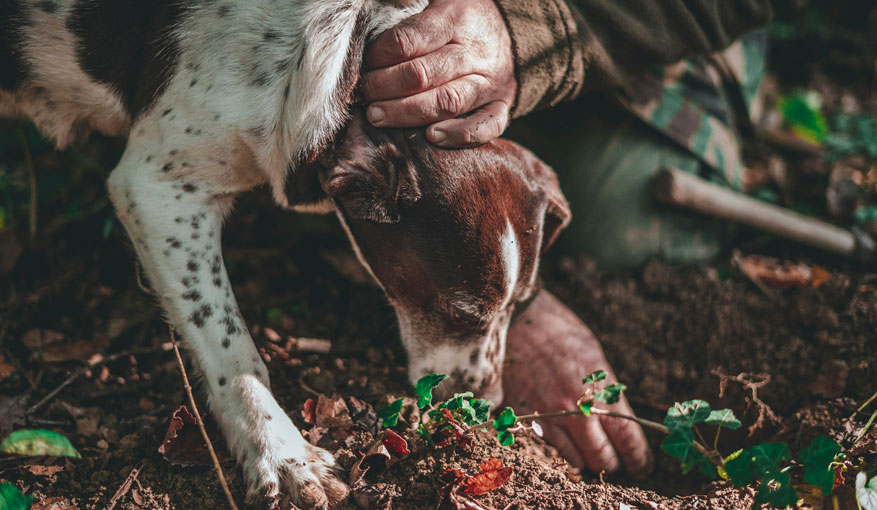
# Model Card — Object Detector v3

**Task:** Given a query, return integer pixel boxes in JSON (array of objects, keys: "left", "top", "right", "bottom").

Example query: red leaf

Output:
[
  {"left": 382, "top": 429, "right": 410, "bottom": 456},
  {"left": 302, "top": 398, "right": 316, "bottom": 425},
  {"left": 463, "top": 458, "right": 513, "bottom": 496},
  {"left": 349, "top": 430, "right": 411, "bottom": 484}
]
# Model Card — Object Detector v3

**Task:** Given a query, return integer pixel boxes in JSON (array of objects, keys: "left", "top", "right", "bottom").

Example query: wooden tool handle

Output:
[{"left": 651, "top": 167, "right": 860, "bottom": 258}]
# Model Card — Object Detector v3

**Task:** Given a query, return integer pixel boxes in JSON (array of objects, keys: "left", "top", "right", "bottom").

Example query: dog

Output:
[{"left": 1, "top": 1, "right": 570, "bottom": 508}]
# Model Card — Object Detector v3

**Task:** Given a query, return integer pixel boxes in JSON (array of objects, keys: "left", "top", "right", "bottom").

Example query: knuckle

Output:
[
  {"left": 403, "top": 59, "right": 430, "bottom": 91},
  {"left": 436, "top": 85, "right": 465, "bottom": 117},
  {"left": 392, "top": 25, "right": 417, "bottom": 58}
]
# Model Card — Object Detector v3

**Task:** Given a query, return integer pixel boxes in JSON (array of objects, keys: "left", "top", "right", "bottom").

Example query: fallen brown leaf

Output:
[
  {"left": 0, "top": 353, "right": 17, "bottom": 382},
  {"left": 464, "top": 458, "right": 513, "bottom": 496},
  {"left": 349, "top": 430, "right": 410, "bottom": 484},
  {"left": 734, "top": 253, "right": 831, "bottom": 289},
  {"left": 31, "top": 497, "right": 77, "bottom": 510},
  {"left": 158, "top": 405, "right": 230, "bottom": 467}
]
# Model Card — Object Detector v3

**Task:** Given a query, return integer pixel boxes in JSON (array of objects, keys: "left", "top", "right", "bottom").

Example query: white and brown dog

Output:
[{"left": 1, "top": 1, "right": 570, "bottom": 508}]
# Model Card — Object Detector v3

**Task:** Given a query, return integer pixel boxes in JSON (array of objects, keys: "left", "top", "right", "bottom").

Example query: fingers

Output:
[
  {"left": 364, "top": 4, "right": 454, "bottom": 70},
  {"left": 563, "top": 413, "right": 622, "bottom": 474},
  {"left": 366, "top": 75, "right": 488, "bottom": 128},
  {"left": 361, "top": 43, "right": 469, "bottom": 102},
  {"left": 600, "top": 398, "right": 653, "bottom": 478},
  {"left": 427, "top": 100, "right": 509, "bottom": 147},
  {"left": 540, "top": 422, "right": 585, "bottom": 469}
]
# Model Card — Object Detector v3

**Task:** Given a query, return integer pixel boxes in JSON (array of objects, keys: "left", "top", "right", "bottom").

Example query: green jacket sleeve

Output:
[{"left": 492, "top": 0, "right": 784, "bottom": 117}]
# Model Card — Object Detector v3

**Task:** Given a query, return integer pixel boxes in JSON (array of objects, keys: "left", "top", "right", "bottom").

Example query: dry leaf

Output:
[
  {"left": 158, "top": 405, "right": 230, "bottom": 466},
  {"left": 463, "top": 458, "right": 513, "bottom": 496},
  {"left": 349, "top": 430, "right": 410, "bottom": 485},
  {"left": 734, "top": 253, "right": 831, "bottom": 289}
]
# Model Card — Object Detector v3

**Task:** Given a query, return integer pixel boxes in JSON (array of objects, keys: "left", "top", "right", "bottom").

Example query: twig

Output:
[
  {"left": 18, "top": 128, "right": 37, "bottom": 241},
  {"left": 169, "top": 329, "right": 238, "bottom": 510},
  {"left": 27, "top": 346, "right": 170, "bottom": 415},
  {"left": 712, "top": 370, "right": 782, "bottom": 436},
  {"left": 853, "top": 407, "right": 877, "bottom": 446},
  {"left": 105, "top": 461, "right": 144, "bottom": 510},
  {"left": 298, "top": 371, "right": 321, "bottom": 397},
  {"left": 849, "top": 391, "right": 877, "bottom": 421}
]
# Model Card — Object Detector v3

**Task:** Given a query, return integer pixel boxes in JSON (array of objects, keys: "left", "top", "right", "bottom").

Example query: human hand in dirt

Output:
[
  {"left": 362, "top": 0, "right": 516, "bottom": 148},
  {"left": 503, "top": 290, "right": 652, "bottom": 477}
]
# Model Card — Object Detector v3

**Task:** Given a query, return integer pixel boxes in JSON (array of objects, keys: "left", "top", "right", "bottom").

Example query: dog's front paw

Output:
[{"left": 239, "top": 417, "right": 349, "bottom": 509}]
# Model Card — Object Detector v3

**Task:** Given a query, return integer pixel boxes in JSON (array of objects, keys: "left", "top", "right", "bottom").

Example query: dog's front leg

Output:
[{"left": 106, "top": 141, "right": 347, "bottom": 509}]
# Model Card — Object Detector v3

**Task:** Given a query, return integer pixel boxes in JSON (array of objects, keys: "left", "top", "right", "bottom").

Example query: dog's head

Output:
[{"left": 319, "top": 113, "right": 570, "bottom": 404}]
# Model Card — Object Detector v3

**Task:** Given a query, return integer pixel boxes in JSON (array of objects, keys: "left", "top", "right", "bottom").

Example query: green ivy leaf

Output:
[
  {"left": 663, "top": 400, "right": 711, "bottom": 433},
  {"left": 579, "top": 401, "right": 593, "bottom": 416},
  {"left": 724, "top": 449, "right": 754, "bottom": 488},
  {"left": 469, "top": 399, "right": 492, "bottom": 425},
  {"left": 0, "top": 483, "right": 33, "bottom": 510},
  {"left": 582, "top": 370, "right": 608, "bottom": 384},
  {"left": 593, "top": 383, "right": 627, "bottom": 404},
  {"left": 799, "top": 436, "right": 841, "bottom": 495},
  {"left": 494, "top": 407, "right": 517, "bottom": 432},
  {"left": 377, "top": 398, "right": 404, "bottom": 428},
  {"left": 498, "top": 429, "right": 514, "bottom": 446},
  {"left": 704, "top": 409, "right": 742, "bottom": 430},
  {"left": 755, "top": 469, "right": 798, "bottom": 508},
  {"left": 414, "top": 374, "right": 448, "bottom": 409},
  {"left": 751, "top": 442, "right": 790, "bottom": 476},
  {"left": 660, "top": 428, "right": 712, "bottom": 476},
  {"left": 0, "top": 429, "right": 81, "bottom": 459}
]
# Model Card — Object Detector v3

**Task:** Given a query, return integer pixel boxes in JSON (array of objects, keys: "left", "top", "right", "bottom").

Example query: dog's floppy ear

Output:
[
  {"left": 525, "top": 153, "right": 571, "bottom": 254},
  {"left": 319, "top": 134, "right": 421, "bottom": 224}
]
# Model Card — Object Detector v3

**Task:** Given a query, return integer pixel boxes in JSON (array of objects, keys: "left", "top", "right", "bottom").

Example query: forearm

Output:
[{"left": 493, "top": 0, "right": 781, "bottom": 117}]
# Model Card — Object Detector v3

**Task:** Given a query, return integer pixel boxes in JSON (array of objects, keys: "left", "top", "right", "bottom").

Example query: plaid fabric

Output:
[{"left": 616, "top": 30, "right": 768, "bottom": 190}]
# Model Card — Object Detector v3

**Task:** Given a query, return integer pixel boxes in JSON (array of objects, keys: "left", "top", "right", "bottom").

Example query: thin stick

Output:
[
  {"left": 850, "top": 391, "right": 877, "bottom": 421},
  {"left": 18, "top": 128, "right": 37, "bottom": 241},
  {"left": 169, "top": 330, "right": 238, "bottom": 510},
  {"left": 27, "top": 346, "right": 169, "bottom": 415},
  {"left": 853, "top": 407, "right": 877, "bottom": 446},
  {"left": 105, "top": 461, "right": 144, "bottom": 510}
]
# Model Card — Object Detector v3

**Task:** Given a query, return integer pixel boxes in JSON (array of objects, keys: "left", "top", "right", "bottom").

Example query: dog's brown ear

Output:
[
  {"left": 320, "top": 140, "right": 421, "bottom": 223},
  {"left": 527, "top": 154, "right": 571, "bottom": 254}
]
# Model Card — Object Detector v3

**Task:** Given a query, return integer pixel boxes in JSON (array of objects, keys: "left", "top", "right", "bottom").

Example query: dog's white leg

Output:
[{"left": 106, "top": 136, "right": 347, "bottom": 509}]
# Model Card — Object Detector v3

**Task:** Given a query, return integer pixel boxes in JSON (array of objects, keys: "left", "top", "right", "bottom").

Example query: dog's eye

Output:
[{"left": 448, "top": 306, "right": 482, "bottom": 330}]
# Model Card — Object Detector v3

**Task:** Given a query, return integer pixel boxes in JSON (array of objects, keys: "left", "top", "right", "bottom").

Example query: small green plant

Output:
[{"left": 378, "top": 371, "right": 856, "bottom": 508}]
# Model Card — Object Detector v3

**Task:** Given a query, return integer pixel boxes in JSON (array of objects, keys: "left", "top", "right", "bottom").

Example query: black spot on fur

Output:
[
  {"left": 187, "top": 260, "right": 199, "bottom": 272},
  {"left": 161, "top": 162, "right": 174, "bottom": 173},
  {"left": 185, "top": 127, "right": 193, "bottom": 134},
  {"left": 217, "top": 4, "right": 230, "bottom": 16},
  {"left": 212, "top": 277, "right": 222, "bottom": 287},
  {"left": 189, "top": 78, "right": 197, "bottom": 87},
  {"left": 165, "top": 237, "right": 182, "bottom": 249},
  {"left": 182, "top": 277, "right": 193, "bottom": 287},
  {"left": 191, "top": 232, "right": 200, "bottom": 240},
  {"left": 210, "top": 255, "right": 221, "bottom": 275},
  {"left": 174, "top": 217, "right": 184, "bottom": 223},
  {"left": 469, "top": 348, "right": 480, "bottom": 365},
  {"left": 222, "top": 337, "right": 231, "bottom": 348},
  {"left": 218, "top": 376, "right": 226, "bottom": 386},
  {"left": 182, "top": 290, "right": 201, "bottom": 301},
  {"left": 162, "top": 108, "right": 173, "bottom": 117},
  {"left": 182, "top": 183, "right": 197, "bottom": 193},
  {"left": 169, "top": 149, "right": 178, "bottom": 156},
  {"left": 145, "top": 155, "right": 153, "bottom": 163},
  {"left": 68, "top": 0, "right": 185, "bottom": 117}
]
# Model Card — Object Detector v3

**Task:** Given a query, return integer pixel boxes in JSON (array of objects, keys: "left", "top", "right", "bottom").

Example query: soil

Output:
[{"left": 1, "top": 192, "right": 875, "bottom": 509}]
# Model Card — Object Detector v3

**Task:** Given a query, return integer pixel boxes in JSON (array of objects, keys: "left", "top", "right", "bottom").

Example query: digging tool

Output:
[{"left": 651, "top": 167, "right": 877, "bottom": 263}]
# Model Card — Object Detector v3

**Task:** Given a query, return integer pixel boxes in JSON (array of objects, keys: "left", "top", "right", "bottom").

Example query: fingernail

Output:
[
  {"left": 429, "top": 128, "right": 446, "bottom": 143},
  {"left": 367, "top": 106, "right": 384, "bottom": 124}
]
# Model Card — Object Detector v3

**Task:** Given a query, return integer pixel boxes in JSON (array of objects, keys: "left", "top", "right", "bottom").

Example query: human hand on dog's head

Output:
[{"left": 362, "top": 0, "right": 516, "bottom": 148}]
